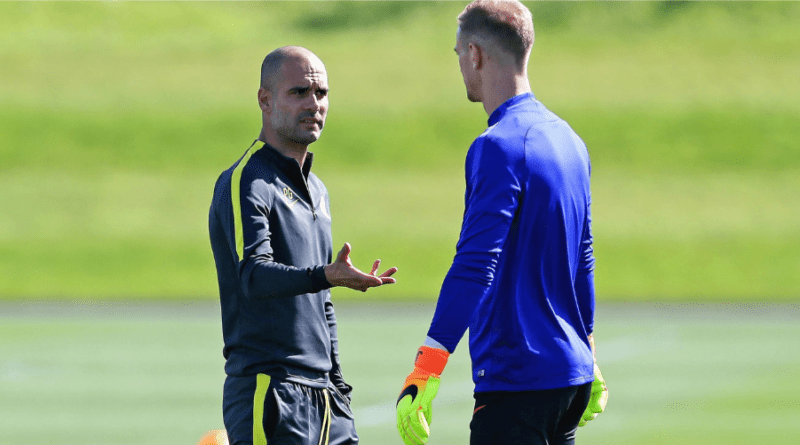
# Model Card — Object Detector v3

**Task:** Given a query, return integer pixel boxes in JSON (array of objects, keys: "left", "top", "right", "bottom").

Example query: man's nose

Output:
[{"left": 304, "top": 95, "right": 321, "bottom": 112}]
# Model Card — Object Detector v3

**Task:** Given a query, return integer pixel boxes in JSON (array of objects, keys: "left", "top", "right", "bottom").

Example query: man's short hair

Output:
[
  {"left": 260, "top": 49, "right": 288, "bottom": 91},
  {"left": 458, "top": 0, "right": 534, "bottom": 67},
  {"left": 259, "top": 46, "right": 322, "bottom": 91}
]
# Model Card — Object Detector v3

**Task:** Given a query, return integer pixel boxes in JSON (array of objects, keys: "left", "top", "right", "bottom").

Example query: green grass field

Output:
[
  {"left": 2, "top": 300, "right": 799, "bottom": 445},
  {"left": 1, "top": 2, "right": 798, "bottom": 300}
]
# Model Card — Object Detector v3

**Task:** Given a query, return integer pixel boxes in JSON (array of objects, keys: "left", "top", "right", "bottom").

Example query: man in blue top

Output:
[{"left": 396, "top": 1, "right": 608, "bottom": 444}]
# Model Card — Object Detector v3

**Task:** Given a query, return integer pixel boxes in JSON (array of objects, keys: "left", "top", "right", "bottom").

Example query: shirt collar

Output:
[
  {"left": 257, "top": 140, "right": 314, "bottom": 179},
  {"left": 488, "top": 92, "right": 536, "bottom": 126}
]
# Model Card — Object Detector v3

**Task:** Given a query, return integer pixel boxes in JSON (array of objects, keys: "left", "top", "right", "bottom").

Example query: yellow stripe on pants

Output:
[{"left": 253, "top": 374, "right": 271, "bottom": 445}]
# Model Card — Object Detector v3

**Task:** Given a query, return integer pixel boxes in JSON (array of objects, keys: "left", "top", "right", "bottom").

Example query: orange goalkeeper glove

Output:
[{"left": 396, "top": 346, "right": 450, "bottom": 445}]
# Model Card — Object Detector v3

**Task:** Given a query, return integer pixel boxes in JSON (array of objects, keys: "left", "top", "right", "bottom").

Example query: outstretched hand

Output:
[{"left": 324, "top": 242, "right": 398, "bottom": 292}]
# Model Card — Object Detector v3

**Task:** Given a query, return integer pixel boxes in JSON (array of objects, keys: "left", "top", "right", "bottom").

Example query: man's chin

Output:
[{"left": 290, "top": 131, "right": 322, "bottom": 146}]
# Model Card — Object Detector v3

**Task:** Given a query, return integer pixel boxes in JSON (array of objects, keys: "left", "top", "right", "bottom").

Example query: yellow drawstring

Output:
[{"left": 317, "top": 389, "right": 331, "bottom": 445}]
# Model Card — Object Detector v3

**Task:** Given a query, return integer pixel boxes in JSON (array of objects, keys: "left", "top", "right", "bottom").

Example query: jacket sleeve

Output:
[
  {"left": 426, "top": 137, "right": 522, "bottom": 352},
  {"left": 233, "top": 170, "right": 331, "bottom": 299}
]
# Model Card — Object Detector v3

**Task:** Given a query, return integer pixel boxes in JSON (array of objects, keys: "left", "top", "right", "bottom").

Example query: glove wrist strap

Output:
[{"left": 414, "top": 346, "right": 449, "bottom": 376}]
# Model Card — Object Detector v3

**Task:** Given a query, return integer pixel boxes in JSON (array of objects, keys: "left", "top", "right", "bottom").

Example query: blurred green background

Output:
[{"left": 1, "top": 1, "right": 799, "bottom": 301}]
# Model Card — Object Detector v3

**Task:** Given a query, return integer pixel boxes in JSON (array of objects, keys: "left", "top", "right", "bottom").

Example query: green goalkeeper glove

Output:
[
  {"left": 579, "top": 363, "right": 608, "bottom": 427},
  {"left": 396, "top": 346, "right": 450, "bottom": 445}
]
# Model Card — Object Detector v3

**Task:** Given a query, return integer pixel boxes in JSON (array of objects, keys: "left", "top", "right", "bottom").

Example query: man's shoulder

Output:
[
  {"left": 494, "top": 100, "right": 579, "bottom": 144},
  {"left": 468, "top": 127, "right": 525, "bottom": 170},
  {"left": 211, "top": 144, "right": 279, "bottom": 202},
  {"left": 475, "top": 116, "right": 531, "bottom": 154},
  {"left": 475, "top": 101, "right": 577, "bottom": 157},
  {"left": 505, "top": 100, "right": 562, "bottom": 127},
  {"left": 228, "top": 144, "right": 292, "bottom": 194}
]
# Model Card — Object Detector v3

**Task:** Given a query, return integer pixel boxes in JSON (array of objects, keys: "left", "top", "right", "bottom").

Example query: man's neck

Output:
[
  {"left": 258, "top": 131, "right": 308, "bottom": 168},
  {"left": 481, "top": 71, "right": 531, "bottom": 117}
]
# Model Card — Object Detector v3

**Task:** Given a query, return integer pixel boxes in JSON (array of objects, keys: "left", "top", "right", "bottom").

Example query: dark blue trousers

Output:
[
  {"left": 470, "top": 383, "right": 592, "bottom": 445},
  {"left": 223, "top": 374, "right": 358, "bottom": 445}
]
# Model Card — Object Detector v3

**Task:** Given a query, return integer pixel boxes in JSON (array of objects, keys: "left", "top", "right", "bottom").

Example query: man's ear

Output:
[
  {"left": 258, "top": 87, "right": 271, "bottom": 112},
  {"left": 468, "top": 42, "right": 483, "bottom": 70}
]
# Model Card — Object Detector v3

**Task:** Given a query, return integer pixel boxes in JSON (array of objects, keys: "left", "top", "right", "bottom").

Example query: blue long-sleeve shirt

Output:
[{"left": 427, "top": 92, "right": 596, "bottom": 392}]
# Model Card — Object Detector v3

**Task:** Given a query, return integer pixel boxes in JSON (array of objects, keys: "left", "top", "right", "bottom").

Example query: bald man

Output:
[
  {"left": 209, "top": 46, "right": 396, "bottom": 445},
  {"left": 396, "top": 2, "right": 607, "bottom": 445}
]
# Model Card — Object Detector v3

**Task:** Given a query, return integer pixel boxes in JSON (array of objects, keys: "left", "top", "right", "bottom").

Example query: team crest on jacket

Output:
[{"left": 282, "top": 187, "right": 300, "bottom": 209}]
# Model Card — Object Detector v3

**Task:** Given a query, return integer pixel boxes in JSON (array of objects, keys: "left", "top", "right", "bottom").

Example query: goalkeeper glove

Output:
[
  {"left": 396, "top": 346, "right": 450, "bottom": 445},
  {"left": 579, "top": 363, "right": 608, "bottom": 427}
]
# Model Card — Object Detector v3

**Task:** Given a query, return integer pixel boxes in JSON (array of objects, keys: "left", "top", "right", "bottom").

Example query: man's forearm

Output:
[{"left": 241, "top": 260, "right": 330, "bottom": 299}]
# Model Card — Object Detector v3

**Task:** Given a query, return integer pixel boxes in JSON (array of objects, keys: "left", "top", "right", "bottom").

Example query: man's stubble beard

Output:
[{"left": 273, "top": 113, "right": 324, "bottom": 146}]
